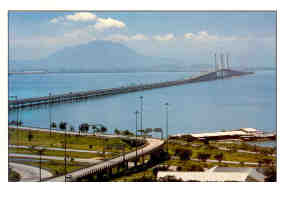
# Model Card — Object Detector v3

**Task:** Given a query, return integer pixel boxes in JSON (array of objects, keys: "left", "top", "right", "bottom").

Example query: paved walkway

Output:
[{"left": 10, "top": 162, "right": 53, "bottom": 182}]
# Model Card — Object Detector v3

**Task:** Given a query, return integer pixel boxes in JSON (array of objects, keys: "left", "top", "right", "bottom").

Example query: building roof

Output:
[
  {"left": 189, "top": 130, "right": 247, "bottom": 138},
  {"left": 157, "top": 167, "right": 265, "bottom": 182},
  {"left": 240, "top": 128, "right": 258, "bottom": 133},
  {"left": 157, "top": 171, "right": 249, "bottom": 182}
]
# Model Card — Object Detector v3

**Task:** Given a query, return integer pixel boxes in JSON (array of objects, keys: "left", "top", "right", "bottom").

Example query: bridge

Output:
[
  {"left": 47, "top": 137, "right": 165, "bottom": 182},
  {"left": 8, "top": 68, "right": 253, "bottom": 110}
]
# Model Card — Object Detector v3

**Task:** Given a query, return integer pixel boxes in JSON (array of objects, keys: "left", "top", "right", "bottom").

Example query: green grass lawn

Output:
[
  {"left": 168, "top": 141, "right": 276, "bottom": 163},
  {"left": 9, "top": 147, "right": 99, "bottom": 159},
  {"left": 9, "top": 128, "right": 135, "bottom": 153}
]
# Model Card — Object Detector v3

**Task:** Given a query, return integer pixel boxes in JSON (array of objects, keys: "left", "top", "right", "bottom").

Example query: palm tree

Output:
[
  {"left": 92, "top": 125, "right": 97, "bottom": 134},
  {"left": 100, "top": 125, "right": 107, "bottom": 133},
  {"left": 79, "top": 123, "right": 89, "bottom": 134},
  {"left": 51, "top": 122, "right": 57, "bottom": 130}
]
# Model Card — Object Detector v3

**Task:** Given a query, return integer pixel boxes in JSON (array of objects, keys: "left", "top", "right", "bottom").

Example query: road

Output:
[
  {"left": 9, "top": 144, "right": 101, "bottom": 154},
  {"left": 48, "top": 138, "right": 164, "bottom": 182},
  {"left": 9, "top": 162, "right": 53, "bottom": 182},
  {"left": 9, "top": 153, "right": 101, "bottom": 164}
]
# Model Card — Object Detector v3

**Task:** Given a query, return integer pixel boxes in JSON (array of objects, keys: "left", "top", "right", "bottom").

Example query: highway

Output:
[
  {"left": 47, "top": 138, "right": 164, "bottom": 182},
  {"left": 9, "top": 162, "right": 53, "bottom": 182},
  {"left": 9, "top": 126, "right": 164, "bottom": 182}
]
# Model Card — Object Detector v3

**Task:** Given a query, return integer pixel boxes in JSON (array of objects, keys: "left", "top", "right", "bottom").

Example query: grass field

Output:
[{"left": 9, "top": 128, "right": 135, "bottom": 153}]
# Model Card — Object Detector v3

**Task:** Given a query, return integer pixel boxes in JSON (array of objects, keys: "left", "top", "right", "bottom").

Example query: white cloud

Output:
[
  {"left": 65, "top": 12, "right": 97, "bottom": 22},
  {"left": 130, "top": 34, "right": 148, "bottom": 41},
  {"left": 153, "top": 33, "right": 175, "bottom": 41},
  {"left": 93, "top": 18, "right": 126, "bottom": 30},
  {"left": 184, "top": 31, "right": 219, "bottom": 41},
  {"left": 49, "top": 14, "right": 126, "bottom": 32},
  {"left": 104, "top": 34, "right": 148, "bottom": 42},
  {"left": 49, "top": 16, "right": 65, "bottom": 24},
  {"left": 184, "top": 31, "right": 246, "bottom": 42}
]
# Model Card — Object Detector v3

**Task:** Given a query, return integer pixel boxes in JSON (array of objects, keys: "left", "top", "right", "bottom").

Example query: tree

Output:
[
  {"left": 59, "top": 121, "right": 67, "bottom": 130},
  {"left": 176, "top": 148, "right": 192, "bottom": 161},
  {"left": 114, "top": 129, "right": 121, "bottom": 135},
  {"left": 92, "top": 125, "right": 97, "bottom": 134},
  {"left": 261, "top": 158, "right": 273, "bottom": 166},
  {"left": 123, "top": 130, "right": 133, "bottom": 136},
  {"left": 69, "top": 125, "right": 75, "bottom": 132},
  {"left": 28, "top": 131, "right": 34, "bottom": 142},
  {"left": 264, "top": 167, "right": 276, "bottom": 182},
  {"left": 100, "top": 126, "right": 107, "bottom": 133},
  {"left": 197, "top": 153, "right": 211, "bottom": 162},
  {"left": 214, "top": 153, "right": 224, "bottom": 163},
  {"left": 79, "top": 123, "right": 89, "bottom": 133},
  {"left": 189, "top": 164, "right": 204, "bottom": 172},
  {"left": 51, "top": 122, "right": 57, "bottom": 130}
]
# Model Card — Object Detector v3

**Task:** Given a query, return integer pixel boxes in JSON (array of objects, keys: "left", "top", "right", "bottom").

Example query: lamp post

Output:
[
  {"left": 139, "top": 96, "right": 144, "bottom": 164},
  {"left": 9, "top": 96, "right": 19, "bottom": 146},
  {"left": 135, "top": 110, "right": 139, "bottom": 165},
  {"left": 38, "top": 148, "right": 45, "bottom": 182},
  {"left": 165, "top": 102, "right": 169, "bottom": 153},
  {"left": 58, "top": 121, "right": 67, "bottom": 182},
  {"left": 49, "top": 93, "right": 52, "bottom": 136}
]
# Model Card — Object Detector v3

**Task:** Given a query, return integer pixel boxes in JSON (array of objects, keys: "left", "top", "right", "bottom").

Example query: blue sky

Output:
[{"left": 9, "top": 11, "right": 276, "bottom": 67}]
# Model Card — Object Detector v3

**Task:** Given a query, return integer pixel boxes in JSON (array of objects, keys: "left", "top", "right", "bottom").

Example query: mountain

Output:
[{"left": 10, "top": 40, "right": 188, "bottom": 73}]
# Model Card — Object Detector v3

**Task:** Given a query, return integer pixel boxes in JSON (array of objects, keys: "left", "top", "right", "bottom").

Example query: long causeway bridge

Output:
[{"left": 9, "top": 69, "right": 253, "bottom": 110}]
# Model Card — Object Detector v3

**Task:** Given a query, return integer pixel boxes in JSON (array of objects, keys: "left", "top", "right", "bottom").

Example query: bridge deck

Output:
[
  {"left": 9, "top": 69, "right": 253, "bottom": 110},
  {"left": 47, "top": 138, "right": 164, "bottom": 182}
]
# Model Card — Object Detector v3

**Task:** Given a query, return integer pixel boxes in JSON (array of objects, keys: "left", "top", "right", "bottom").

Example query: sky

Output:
[{"left": 8, "top": 11, "right": 276, "bottom": 67}]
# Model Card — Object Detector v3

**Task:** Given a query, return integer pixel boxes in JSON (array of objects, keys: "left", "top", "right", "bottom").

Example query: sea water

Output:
[{"left": 8, "top": 70, "right": 276, "bottom": 142}]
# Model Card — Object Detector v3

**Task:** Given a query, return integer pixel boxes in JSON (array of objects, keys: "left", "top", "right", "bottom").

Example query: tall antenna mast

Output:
[
  {"left": 214, "top": 53, "right": 217, "bottom": 71},
  {"left": 226, "top": 53, "right": 230, "bottom": 69},
  {"left": 220, "top": 53, "right": 225, "bottom": 69}
]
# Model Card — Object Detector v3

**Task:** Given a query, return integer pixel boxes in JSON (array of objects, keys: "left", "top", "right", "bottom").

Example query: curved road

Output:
[
  {"left": 9, "top": 153, "right": 101, "bottom": 164},
  {"left": 10, "top": 162, "right": 53, "bottom": 182},
  {"left": 48, "top": 138, "right": 164, "bottom": 182}
]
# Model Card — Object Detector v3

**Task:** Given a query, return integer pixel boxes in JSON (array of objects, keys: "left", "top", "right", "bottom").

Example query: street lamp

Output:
[
  {"left": 140, "top": 96, "right": 143, "bottom": 138},
  {"left": 139, "top": 96, "right": 144, "bottom": 164},
  {"left": 134, "top": 110, "right": 139, "bottom": 164},
  {"left": 49, "top": 93, "right": 52, "bottom": 136},
  {"left": 37, "top": 148, "right": 46, "bottom": 182},
  {"left": 58, "top": 121, "right": 68, "bottom": 182},
  {"left": 165, "top": 102, "right": 169, "bottom": 153},
  {"left": 9, "top": 96, "right": 19, "bottom": 146}
]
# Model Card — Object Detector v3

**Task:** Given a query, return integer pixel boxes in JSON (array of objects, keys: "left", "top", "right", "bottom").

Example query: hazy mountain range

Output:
[{"left": 9, "top": 40, "right": 212, "bottom": 73}]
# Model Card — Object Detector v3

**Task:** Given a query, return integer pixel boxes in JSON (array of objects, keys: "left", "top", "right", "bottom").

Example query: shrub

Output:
[
  {"left": 197, "top": 153, "right": 211, "bottom": 162},
  {"left": 214, "top": 153, "right": 224, "bottom": 162},
  {"left": 159, "top": 175, "right": 182, "bottom": 182},
  {"left": 189, "top": 164, "right": 204, "bottom": 172},
  {"left": 28, "top": 131, "right": 33, "bottom": 142},
  {"left": 175, "top": 148, "right": 192, "bottom": 161}
]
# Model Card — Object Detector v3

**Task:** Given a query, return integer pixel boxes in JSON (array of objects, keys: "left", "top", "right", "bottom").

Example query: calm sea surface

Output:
[{"left": 8, "top": 71, "right": 276, "bottom": 143}]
